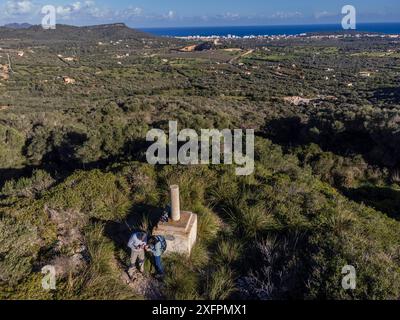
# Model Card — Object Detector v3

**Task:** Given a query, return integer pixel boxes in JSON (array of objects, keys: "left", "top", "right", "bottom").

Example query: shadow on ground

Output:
[
  {"left": 343, "top": 185, "right": 400, "bottom": 221},
  {"left": 104, "top": 204, "right": 163, "bottom": 251},
  {"left": 371, "top": 87, "right": 400, "bottom": 105},
  {"left": 102, "top": 204, "right": 166, "bottom": 299}
]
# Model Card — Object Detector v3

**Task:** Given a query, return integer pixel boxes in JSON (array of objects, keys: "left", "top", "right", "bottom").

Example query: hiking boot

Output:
[{"left": 128, "top": 268, "right": 136, "bottom": 279}]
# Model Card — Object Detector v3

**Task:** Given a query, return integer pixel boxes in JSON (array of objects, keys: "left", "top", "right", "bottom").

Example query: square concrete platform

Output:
[{"left": 153, "top": 211, "right": 197, "bottom": 256}]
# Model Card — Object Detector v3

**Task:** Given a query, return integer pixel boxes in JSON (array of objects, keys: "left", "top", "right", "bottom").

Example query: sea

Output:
[{"left": 140, "top": 23, "right": 400, "bottom": 37}]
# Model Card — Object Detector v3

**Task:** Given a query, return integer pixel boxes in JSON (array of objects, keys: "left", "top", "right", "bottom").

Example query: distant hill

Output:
[
  {"left": 3, "top": 23, "right": 32, "bottom": 29},
  {"left": 0, "top": 23, "right": 155, "bottom": 44}
]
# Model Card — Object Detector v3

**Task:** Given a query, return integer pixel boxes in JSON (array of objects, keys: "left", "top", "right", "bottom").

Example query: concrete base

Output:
[{"left": 153, "top": 211, "right": 197, "bottom": 256}]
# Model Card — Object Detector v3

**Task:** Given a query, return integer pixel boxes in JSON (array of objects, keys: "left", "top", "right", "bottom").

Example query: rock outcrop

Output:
[{"left": 45, "top": 206, "right": 89, "bottom": 277}]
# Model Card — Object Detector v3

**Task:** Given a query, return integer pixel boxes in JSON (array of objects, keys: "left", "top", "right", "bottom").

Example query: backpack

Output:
[{"left": 155, "top": 235, "right": 167, "bottom": 253}]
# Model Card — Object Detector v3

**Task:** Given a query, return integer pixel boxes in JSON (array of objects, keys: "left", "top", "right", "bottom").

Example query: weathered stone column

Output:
[
  {"left": 154, "top": 186, "right": 197, "bottom": 255},
  {"left": 170, "top": 185, "right": 181, "bottom": 221}
]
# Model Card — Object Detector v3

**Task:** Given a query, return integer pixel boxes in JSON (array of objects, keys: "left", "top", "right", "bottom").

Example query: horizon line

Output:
[
  {"left": 138, "top": 21, "right": 400, "bottom": 30},
  {"left": 2, "top": 21, "right": 400, "bottom": 29}
]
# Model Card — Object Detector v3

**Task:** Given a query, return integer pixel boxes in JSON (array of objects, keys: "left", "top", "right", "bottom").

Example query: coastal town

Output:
[{"left": 176, "top": 32, "right": 400, "bottom": 41}]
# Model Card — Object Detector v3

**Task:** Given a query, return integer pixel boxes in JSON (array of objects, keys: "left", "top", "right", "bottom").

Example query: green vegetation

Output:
[{"left": 1, "top": 25, "right": 400, "bottom": 300}]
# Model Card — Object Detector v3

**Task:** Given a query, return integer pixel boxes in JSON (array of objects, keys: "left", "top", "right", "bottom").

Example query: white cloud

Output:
[
  {"left": 56, "top": 1, "right": 91, "bottom": 18},
  {"left": 130, "top": 7, "right": 143, "bottom": 16},
  {"left": 118, "top": 6, "right": 143, "bottom": 19},
  {"left": 44, "top": 2, "right": 103, "bottom": 22},
  {"left": 0, "top": 1, "right": 398, "bottom": 27},
  {"left": 314, "top": 11, "right": 336, "bottom": 19},
  {"left": 5, "top": 0, "right": 35, "bottom": 15},
  {"left": 271, "top": 11, "right": 303, "bottom": 19},
  {"left": 56, "top": 6, "right": 72, "bottom": 17},
  {"left": 53, "top": 1, "right": 142, "bottom": 21},
  {"left": 166, "top": 10, "right": 175, "bottom": 19},
  {"left": 223, "top": 12, "right": 240, "bottom": 20}
]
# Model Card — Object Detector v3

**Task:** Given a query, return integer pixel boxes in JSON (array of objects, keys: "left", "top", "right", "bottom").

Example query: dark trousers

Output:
[{"left": 153, "top": 255, "right": 164, "bottom": 275}]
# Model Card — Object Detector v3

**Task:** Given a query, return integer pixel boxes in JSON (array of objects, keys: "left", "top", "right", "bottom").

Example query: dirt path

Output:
[
  {"left": 229, "top": 49, "right": 254, "bottom": 64},
  {"left": 117, "top": 260, "right": 164, "bottom": 300}
]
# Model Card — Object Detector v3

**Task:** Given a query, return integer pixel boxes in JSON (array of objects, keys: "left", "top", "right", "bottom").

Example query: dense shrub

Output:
[
  {"left": 0, "top": 125, "right": 25, "bottom": 169},
  {"left": 0, "top": 216, "right": 41, "bottom": 284},
  {"left": 1, "top": 170, "right": 55, "bottom": 198},
  {"left": 46, "top": 170, "right": 131, "bottom": 221},
  {"left": 2, "top": 34, "right": 400, "bottom": 300}
]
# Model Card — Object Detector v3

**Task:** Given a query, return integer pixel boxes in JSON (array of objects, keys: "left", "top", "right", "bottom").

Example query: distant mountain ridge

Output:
[
  {"left": 3, "top": 23, "right": 32, "bottom": 29},
  {"left": 0, "top": 23, "right": 154, "bottom": 43}
]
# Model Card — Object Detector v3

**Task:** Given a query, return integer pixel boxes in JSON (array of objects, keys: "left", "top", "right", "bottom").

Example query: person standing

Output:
[
  {"left": 127, "top": 231, "right": 147, "bottom": 277},
  {"left": 145, "top": 235, "right": 167, "bottom": 279}
]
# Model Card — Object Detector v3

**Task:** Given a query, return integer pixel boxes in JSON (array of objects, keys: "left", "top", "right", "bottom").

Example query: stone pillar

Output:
[
  {"left": 153, "top": 185, "right": 197, "bottom": 256},
  {"left": 170, "top": 185, "right": 181, "bottom": 221}
]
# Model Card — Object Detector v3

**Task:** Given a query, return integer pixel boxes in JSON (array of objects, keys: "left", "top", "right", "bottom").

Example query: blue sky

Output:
[{"left": 1, "top": 0, "right": 399, "bottom": 27}]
